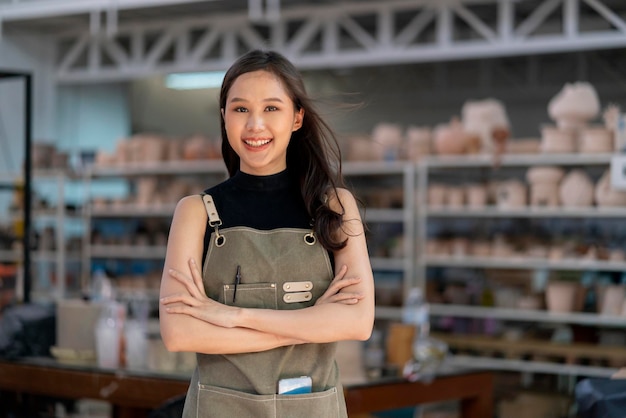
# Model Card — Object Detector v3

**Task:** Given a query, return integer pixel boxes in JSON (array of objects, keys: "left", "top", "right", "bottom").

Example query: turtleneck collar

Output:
[{"left": 231, "top": 169, "right": 293, "bottom": 191}]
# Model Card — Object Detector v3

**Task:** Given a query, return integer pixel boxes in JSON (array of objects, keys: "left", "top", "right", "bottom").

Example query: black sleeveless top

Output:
[{"left": 202, "top": 169, "right": 313, "bottom": 265}]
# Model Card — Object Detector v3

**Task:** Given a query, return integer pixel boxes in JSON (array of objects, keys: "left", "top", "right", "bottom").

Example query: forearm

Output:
[
  {"left": 235, "top": 301, "right": 374, "bottom": 343},
  {"left": 160, "top": 309, "right": 304, "bottom": 354}
]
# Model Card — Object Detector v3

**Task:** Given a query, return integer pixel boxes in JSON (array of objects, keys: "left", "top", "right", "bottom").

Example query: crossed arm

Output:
[{"left": 158, "top": 189, "right": 375, "bottom": 355}]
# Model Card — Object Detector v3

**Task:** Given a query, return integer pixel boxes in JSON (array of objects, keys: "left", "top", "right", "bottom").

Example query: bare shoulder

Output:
[
  {"left": 173, "top": 194, "right": 208, "bottom": 221},
  {"left": 327, "top": 187, "right": 359, "bottom": 216}
]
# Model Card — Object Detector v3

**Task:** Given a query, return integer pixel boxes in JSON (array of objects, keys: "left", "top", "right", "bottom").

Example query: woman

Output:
[{"left": 159, "top": 49, "right": 375, "bottom": 417}]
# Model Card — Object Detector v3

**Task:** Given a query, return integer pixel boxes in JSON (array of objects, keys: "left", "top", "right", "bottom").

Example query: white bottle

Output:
[
  {"left": 95, "top": 301, "right": 123, "bottom": 369},
  {"left": 402, "top": 287, "right": 430, "bottom": 341}
]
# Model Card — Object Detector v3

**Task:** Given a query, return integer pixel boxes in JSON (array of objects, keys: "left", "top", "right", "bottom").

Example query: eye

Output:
[
  {"left": 234, "top": 106, "right": 248, "bottom": 113},
  {"left": 265, "top": 105, "right": 278, "bottom": 112}
]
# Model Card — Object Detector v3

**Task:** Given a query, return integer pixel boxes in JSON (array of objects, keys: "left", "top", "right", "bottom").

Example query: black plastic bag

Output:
[
  {"left": 575, "top": 377, "right": 626, "bottom": 418},
  {"left": 0, "top": 303, "right": 55, "bottom": 359}
]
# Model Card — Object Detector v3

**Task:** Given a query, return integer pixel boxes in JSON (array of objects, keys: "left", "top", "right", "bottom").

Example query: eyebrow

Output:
[{"left": 228, "top": 97, "right": 285, "bottom": 103}]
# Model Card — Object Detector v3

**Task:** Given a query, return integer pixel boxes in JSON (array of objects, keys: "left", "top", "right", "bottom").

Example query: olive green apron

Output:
[{"left": 182, "top": 194, "right": 348, "bottom": 417}]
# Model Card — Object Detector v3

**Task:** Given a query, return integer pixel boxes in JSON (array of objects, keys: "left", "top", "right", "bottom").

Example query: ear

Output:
[{"left": 292, "top": 108, "right": 304, "bottom": 132}]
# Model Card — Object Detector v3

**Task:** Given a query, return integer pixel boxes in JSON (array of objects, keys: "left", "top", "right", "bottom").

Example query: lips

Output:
[{"left": 243, "top": 138, "right": 272, "bottom": 148}]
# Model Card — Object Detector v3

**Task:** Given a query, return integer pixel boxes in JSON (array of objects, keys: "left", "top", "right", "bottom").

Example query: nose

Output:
[{"left": 246, "top": 112, "right": 265, "bottom": 132}]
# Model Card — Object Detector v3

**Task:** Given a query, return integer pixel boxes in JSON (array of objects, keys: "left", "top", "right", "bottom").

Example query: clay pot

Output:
[
  {"left": 595, "top": 170, "right": 626, "bottom": 207},
  {"left": 346, "top": 135, "right": 377, "bottom": 161},
  {"left": 540, "top": 125, "right": 577, "bottom": 153},
  {"left": 466, "top": 184, "right": 488, "bottom": 208},
  {"left": 559, "top": 170, "right": 594, "bottom": 207},
  {"left": 579, "top": 126, "right": 614, "bottom": 154},
  {"left": 496, "top": 180, "right": 527, "bottom": 209},
  {"left": 427, "top": 184, "right": 447, "bottom": 208},
  {"left": 548, "top": 82, "right": 600, "bottom": 130},
  {"left": 404, "top": 126, "right": 432, "bottom": 160},
  {"left": 446, "top": 187, "right": 465, "bottom": 208},
  {"left": 506, "top": 138, "right": 541, "bottom": 154},
  {"left": 597, "top": 285, "right": 625, "bottom": 315},
  {"left": 461, "top": 98, "right": 510, "bottom": 154},
  {"left": 433, "top": 117, "right": 468, "bottom": 155},
  {"left": 372, "top": 123, "right": 403, "bottom": 161},
  {"left": 526, "top": 166, "right": 565, "bottom": 207},
  {"left": 546, "top": 281, "right": 579, "bottom": 313}
]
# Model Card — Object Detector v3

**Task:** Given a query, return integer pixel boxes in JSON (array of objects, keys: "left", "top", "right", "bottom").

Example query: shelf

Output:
[
  {"left": 90, "top": 244, "right": 166, "bottom": 259},
  {"left": 90, "top": 203, "right": 177, "bottom": 218},
  {"left": 423, "top": 255, "right": 626, "bottom": 272},
  {"left": 430, "top": 304, "right": 626, "bottom": 328},
  {"left": 370, "top": 257, "right": 405, "bottom": 271},
  {"left": 423, "top": 153, "right": 615, "bottom": 168},
  {"left": 445, "top": 356, "right": 618, "bottom": 378},
  {"left": 88, "top": 160, "right": 227, "bottom": 177},
  {"left": 362, "top": 208, "right": 405, "bottom": 222},
  {"left": 374, "top": 306, "right": 402, "bottom": 321},
  {"left": 425, "top": 206, "right": 626, "bottom": 218},
  {"left": 343, "top": 161, "right": 411, "bottom": 176}
]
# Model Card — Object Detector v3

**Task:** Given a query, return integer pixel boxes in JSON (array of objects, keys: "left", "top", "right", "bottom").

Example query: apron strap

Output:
[{"left": 201, "top": 194, "right": 225, "bottom": 247}]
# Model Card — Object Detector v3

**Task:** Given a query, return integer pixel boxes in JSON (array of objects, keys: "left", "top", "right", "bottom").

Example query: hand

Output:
[
  {"left": 160, "top": 258, "right": 239, "bottom": 328},
  {"left": 315, "top": 264, "right": 363, "bottom": 306}
]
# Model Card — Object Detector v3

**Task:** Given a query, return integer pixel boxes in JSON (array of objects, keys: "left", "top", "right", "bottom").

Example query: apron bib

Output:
[{"left": 182, "top": 194, "right": 348, "bottom": 418}]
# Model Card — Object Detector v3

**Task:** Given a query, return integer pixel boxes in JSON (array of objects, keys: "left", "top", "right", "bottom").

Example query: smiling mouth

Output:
[{"left": 243, "top": 138, "right": 272, "bottom": 148}]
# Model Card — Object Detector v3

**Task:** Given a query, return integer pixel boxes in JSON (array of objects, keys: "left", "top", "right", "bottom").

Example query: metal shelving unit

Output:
[{"left": 416, "top": 152, "right": 626, "bottom": 378}]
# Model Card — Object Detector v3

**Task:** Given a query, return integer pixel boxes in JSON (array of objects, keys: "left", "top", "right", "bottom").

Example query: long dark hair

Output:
[{"left": 219, "top": 49, "right": 347, "bottom": 251}]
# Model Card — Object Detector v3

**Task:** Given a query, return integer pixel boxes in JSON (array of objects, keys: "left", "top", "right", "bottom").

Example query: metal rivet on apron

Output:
[
  {"left": 305, "top": 283, "right": 310, "bottom": 289},
  {"left": 271, "top": 284, "right": 276, "bottom": 288},
  {"left": 215, "top": 235, "right": 226, "bottom": 247},
  {"left": 224, "top": 285, "right": 230, "bottom": 290},
  {"left": 285, "top": 284, "right": 291, "bottom": 289},
  {"left": 286, "top": 295, "right": 291, "bottom": 300},
  {"left": 304, "top": 232, "right": 316, "bottom": 245}
]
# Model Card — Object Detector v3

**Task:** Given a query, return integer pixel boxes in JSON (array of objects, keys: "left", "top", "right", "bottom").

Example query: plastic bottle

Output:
[
  {"left": 94, "top": 301, "right": 125, "bottom": 369},
  {"left": 402, "top": 287, "right": 430, "bottom": 340},
  {"left": 91, "top": 268, "right": 114, "bottom": 302},
  {"left": 402, "top": 287, "right": 447, "bottom": 382}
]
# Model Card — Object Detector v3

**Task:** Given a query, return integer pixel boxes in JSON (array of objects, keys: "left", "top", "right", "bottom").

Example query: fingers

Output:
[
  {"left": 332, "top": 264, "right": 348, "bottom": 281},
  {"left": 168, "top": 267, "right": 202, "bottom": 298},
  {"left": 327, "top": 276, "right": 362, "bottom": 293},
  {"left": 188, "top": 258, "right": 207, "bottom": 297},
  {"left": 160, "top": 293, "right": 200, "bottom": 307}
]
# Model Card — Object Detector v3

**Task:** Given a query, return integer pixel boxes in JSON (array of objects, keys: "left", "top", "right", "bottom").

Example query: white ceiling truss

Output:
[{"left": 3, "top": 0, "right": 626, "bottom": 83}]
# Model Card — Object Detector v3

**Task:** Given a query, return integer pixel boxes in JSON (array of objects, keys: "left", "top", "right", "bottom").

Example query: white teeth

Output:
[{"left": 244, "top": 138, "right": 271, "bottom": 147}]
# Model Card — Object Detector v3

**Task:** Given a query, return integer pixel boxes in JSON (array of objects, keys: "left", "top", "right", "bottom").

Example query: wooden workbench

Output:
[{"left": 0, "top": 357, "right": 493, "bottom": 417}]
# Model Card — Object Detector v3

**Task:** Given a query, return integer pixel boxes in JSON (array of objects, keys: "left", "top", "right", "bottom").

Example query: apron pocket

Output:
[
  {"left": 223, "top": 282, "right": 277, "bottom": 309},
  {"left": 276, "top": 387, "right": 341, "bottom": 418},
  {"left": 197, "top": 384, "right": 341, "bottom": 418}
]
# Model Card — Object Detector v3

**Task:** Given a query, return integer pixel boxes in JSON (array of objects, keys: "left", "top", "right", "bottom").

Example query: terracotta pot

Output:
[
  {"left": 372, "top": 123, "right": 403, "bottom": 161},
  {"left": 579, "top": 126, "right": 614, "bottom": 154},
  {"left": 559, "top": 170, "right": 594, "bottom": 207},
  {"left": 466, "top": 184, "right": 487, "bottom": 207},
  {"left": 540, "top": 125, "right": 577, "bottom": 153},
  {"left": 595, "top": 170, "right": 626, "bottom": 207},
  {"left": 548, "top": 82, "right": 600, "bottom": 130},
  {"left": 496, "top": 180, "right": 527, "bottom": 209},
  {"left": 526, "top": 166, "right": 565, "bottom": 207},
  {"left": 446, "top": 187, "right": 465, "bottom": 208},
  {"left": 546, "top": 282, "right": 579, "bottom": 313},
  {"left": 427, "top": 184, "right": 447, "bottom": 207},
  {"left": 404, "top": 126, "right": 432, "bottom": 160},
  {"left": 433, "top": 117, "right": 468, "bottom": 155},
  {"left": 597, "top": 284, "right": 625, "bottom": 315}
]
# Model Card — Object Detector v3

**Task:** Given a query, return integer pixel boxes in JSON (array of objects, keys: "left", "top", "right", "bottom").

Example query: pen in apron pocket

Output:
[{"left": 233, "top": 265, "right": 241, "bottom": 303}]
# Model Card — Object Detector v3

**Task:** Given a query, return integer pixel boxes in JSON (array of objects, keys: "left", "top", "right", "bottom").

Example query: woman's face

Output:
[{"left": 222, "top": 70, "right": 304, "bottom": 176}]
